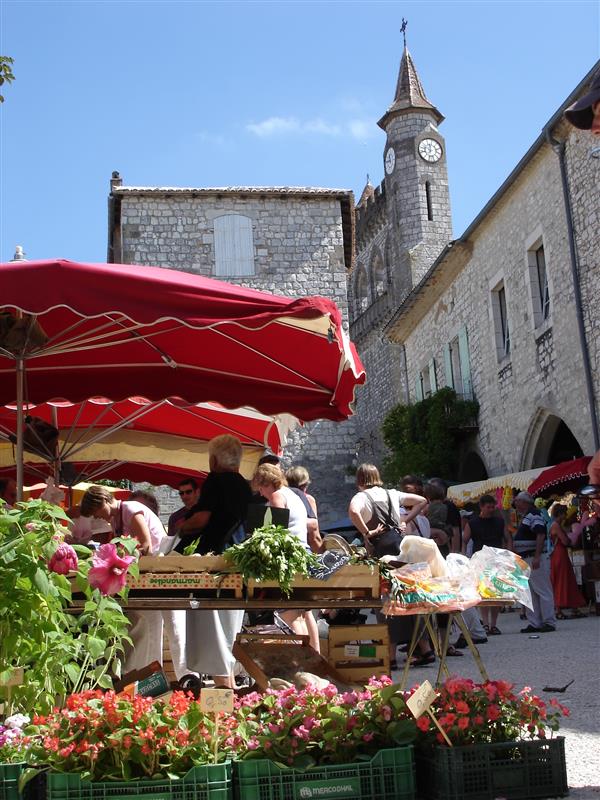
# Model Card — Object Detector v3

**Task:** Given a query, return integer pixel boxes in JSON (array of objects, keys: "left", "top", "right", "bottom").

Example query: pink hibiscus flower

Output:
[
  {"left": 48, "top": 543, "right": 78, "bottom": 575},
  {"left": 88, "top": 543, "right": 134, "bottom": 595}
]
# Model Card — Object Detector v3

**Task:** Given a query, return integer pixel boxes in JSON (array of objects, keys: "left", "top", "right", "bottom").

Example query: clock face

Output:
[
  {"left": 418, "top": 138, "right": 442, "bottom": 163},
  {"left": 384, "top": 147, "right": 396, "bottom": 175}
]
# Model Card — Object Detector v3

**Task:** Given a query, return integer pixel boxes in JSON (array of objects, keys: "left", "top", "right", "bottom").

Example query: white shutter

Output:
[
  {"left": 214, "top": 215, "right": 255, "bottom": 276},
  {"left": 428, "top": 359, "right": 437, "bottom": 393},
  {"left": 443, "top": 343, "right": 453, "bottom": 388},
  {"left": 458, "top": 326, "right": 473, "bottom": 399}
]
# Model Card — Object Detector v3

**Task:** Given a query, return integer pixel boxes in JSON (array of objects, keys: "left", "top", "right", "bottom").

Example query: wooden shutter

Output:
[
  {"left": 443, "top": 343, "right": 453, "bottom": 388},
  {"left": 214, "top": 215, "right": 254, "bottom": 276},
  {"left": 458, "top": 326, "right": 472, "bottom": 399},
  {"left": 428, "top": 359, "right": 437, "bottom": 393},
  {"left": 415, "top": 376, "right": 424, "bottom": 402}
]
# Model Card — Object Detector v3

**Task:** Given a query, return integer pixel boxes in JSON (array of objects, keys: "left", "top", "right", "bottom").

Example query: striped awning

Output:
[{"left": 447, "top": 468, "right": 545, "bottom": 502}]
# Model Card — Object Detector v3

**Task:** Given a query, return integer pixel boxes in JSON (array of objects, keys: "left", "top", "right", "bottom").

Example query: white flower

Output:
[{"left": 5, "top": 714, "right": 29, "bottom": 730}]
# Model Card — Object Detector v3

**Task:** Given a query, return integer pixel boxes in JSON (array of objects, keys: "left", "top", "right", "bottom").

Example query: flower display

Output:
[
  {"left": 88, "top": 543, "right": 135, "bottom": 596},
  {"left": 409, "top": 677, "right": 569, "bottom": 747},
  {"left": 0, "top": 714, "right": 29, "bottom": 763},
  {"left": 48, "top": 543, "right": 79, "bottom": 575}
]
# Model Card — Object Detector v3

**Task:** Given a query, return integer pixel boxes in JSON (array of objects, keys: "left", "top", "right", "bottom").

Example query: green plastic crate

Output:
[
  {"left": 0, "top": 763, "right": 25, "bottom": 800},
  {"left": 234, "top": 746, "right": 415, "bottom": 800},
  {"left": 47, "top": 762, "right": 231, "bottom": 800},
  {"left": 415, "top": 737, "right": 568, "bottom": 800}
]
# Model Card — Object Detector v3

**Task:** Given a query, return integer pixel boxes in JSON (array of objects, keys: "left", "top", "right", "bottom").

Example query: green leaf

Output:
[
  {"left": 65, "top": 663, "right": 81, "bottom": 684},
  {"left": 97, "top": 673, "right": 114, "bottom": 689},
  {"left": 86, "top": 636, "right": 106, "bottom": 660},
  {"left": 33, "top": 567, "right": 51, "bottom": 594}
]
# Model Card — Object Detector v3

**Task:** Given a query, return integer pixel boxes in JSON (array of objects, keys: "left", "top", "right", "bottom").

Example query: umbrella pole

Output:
[{"left": 16, "top": 357, "right": 24, "bottom": 501}]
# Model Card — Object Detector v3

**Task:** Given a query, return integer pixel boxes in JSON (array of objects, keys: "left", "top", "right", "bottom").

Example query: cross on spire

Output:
[{"left": 400, "top": 18, "right": 408, "bottom": 48}]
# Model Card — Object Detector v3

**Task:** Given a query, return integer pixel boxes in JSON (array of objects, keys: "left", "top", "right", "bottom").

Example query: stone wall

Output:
[
  {"left": 114, "top": 189, "right": 358, "bottom": 524},
  {"left": 397, "top": 141, "right": 597, "bottom": 476}
]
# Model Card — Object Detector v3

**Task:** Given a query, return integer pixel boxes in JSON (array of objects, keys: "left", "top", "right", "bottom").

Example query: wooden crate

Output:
[
  {"left": 246, "top": 564, "right": 380, "bottom": 599},
  {"left": 127, "top": 571, "right": 243, "bottom": 597},
  {"left": 327, "top": 624, "right": 390, "bottom": 683},
  {"left": 138, "top": 554, "right": 231, "bottom": 573},
  {"left": 233, "top": 633, "right": 346, "bottom": 691}
]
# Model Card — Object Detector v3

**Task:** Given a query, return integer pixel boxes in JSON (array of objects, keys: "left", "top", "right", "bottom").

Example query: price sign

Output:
[
  {"left": 407, "top": 680, "right": 453, "bottom": 748},
  {"left": 407, "top": 680, "right": 437, "bottom": 719},
  {"left": 200, "top": 688, "right": 234, "bottom": 714}
]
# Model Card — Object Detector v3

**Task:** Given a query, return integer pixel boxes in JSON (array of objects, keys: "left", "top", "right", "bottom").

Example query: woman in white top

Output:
[
  {"left": 81, "top": 485, "right": 166, "bottom": 672},
  {"left": 253, "top": 464, "right": 320, "bottom": 651},
  {"left": 348, "top": 464, "right": 426, "bottom": 552}
]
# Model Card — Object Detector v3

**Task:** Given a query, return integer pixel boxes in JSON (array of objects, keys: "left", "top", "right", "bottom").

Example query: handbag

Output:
[{"left": 367, "top": 490, "right": 403, "bottom": 558}]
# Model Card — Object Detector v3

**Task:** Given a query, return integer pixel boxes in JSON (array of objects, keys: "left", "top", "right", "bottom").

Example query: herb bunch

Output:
[{"left": 223, "top": 524, "right": 318, "bottom": 596}]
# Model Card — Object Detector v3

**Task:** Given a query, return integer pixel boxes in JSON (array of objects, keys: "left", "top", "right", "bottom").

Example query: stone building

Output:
[
  {"left": 380, "top": 61, "right": 600, "bottom": 479},
  {"left": 348, "top": 46, "right": 453, "bottom": 463},
  {"left": 107, "top": 184, "right": 359, "bottom": 522}
]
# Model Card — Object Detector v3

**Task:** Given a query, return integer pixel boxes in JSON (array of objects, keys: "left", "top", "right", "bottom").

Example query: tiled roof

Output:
[
  {"left": 378, "top": 46, "right": 443, "bottom": 129},
  {"left": 113, "top": 185, "right": 352, "bottom": 197}
]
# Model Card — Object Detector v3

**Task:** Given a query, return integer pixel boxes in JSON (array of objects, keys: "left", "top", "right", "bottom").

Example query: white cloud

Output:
[
  {"left": 246, "top": 116, "right": 301, "bottom": 137},
  {"left": 246, "top": 114, "right": 377, "bottom": 141},
  {"left": 348, "top": 119, "right": 377, "bottom": 141}
]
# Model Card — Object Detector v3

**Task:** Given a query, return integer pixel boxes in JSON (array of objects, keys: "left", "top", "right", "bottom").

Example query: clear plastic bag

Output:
[
  {"left": 470, "top": 545, "right": 533, "bottom": 609},
  {"left": 399, "top": 535, "right": 447, "bottom": 576},
  {"left": 382, "top": 562, "right": 479, "bottom": 615}
]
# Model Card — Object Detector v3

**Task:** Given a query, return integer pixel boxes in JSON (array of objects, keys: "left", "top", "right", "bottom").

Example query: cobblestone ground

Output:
[{"left": 392, "top": 609, "right": 600, "bottom": 798}]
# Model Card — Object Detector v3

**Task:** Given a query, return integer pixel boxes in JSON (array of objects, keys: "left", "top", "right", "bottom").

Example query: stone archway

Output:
[
  {"left": 460, "top": 451, "right": 489, "bottom": 482},
  {"left": 521, "top": 409, "right": 584, "bottom": 469}
]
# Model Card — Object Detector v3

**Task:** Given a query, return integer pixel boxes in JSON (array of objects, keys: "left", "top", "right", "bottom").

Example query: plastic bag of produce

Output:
[
  {"left": 399, "top": 535, "right": 447, "bottom": 576},
  {"left": 470, "top": 545, "right": 533, "bottom": 609}
]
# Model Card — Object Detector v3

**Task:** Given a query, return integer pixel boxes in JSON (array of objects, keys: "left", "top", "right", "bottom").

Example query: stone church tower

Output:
[{"left": 349, "top": 43, "right": 453, "bottom": 463}]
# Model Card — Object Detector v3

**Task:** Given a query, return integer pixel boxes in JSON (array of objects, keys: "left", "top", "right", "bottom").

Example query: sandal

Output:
[
  {"left": 483, "top": 624, "right": 490, "bottom": 633},
  {"left": 446, "top": 645, "right": 464, "bottom": 657},
  {"left": 489, "top": 626, "right": 502, "bottom": 635},
  {"left": 410, "top": 651, "right": 436, "bottom": 667},
  {"left": 569, "top": 610, "right": 586, "bottom": 619},
  {"left": 556, "top": 611, "right": 567, "bottom": 620}
]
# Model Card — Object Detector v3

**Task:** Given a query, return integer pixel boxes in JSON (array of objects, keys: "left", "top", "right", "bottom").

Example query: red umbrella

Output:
[
  {"left": 0, "top": 259, "right": 365, "bottom": 494},
  {"left": 528, "top": 456, "right": 592, "bottom": 498}
]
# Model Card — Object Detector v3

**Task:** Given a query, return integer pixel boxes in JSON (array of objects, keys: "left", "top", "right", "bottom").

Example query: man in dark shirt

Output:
[
  {"left": 463, "top": 494, "right": 507, "bottom": 635},
  {"left": 513, "top": 492, "right": 556, "bottom": 634},
  {"left": 167, "top": 478, "right": 201, "bottom": 545},
  {"left": 429, "top": 477, "right": 461, "bottom": 552}
]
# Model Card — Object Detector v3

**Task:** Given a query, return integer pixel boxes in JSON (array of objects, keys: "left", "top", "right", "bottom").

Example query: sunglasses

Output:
[{"left": 179, "top": 488, "right": 194, "bottom": 496}]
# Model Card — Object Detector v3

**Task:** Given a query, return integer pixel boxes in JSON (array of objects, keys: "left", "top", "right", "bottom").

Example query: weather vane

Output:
[{"left": 400, "top": 18, "right": 408, "bottom": 48}]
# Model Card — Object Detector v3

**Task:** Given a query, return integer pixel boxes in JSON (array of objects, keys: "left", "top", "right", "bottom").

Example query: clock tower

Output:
[{"left": 379, "top": 43, "right": 452, "bottom": 292}]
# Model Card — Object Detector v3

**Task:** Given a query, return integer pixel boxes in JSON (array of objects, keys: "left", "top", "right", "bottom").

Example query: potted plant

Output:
[
  {"left": 412, "top": 678, "right": 569, "bottom": 800},
  {"left": 234, "top": 677, "right": 417, "bottom": 800},
  {"left": 0, "top": 714, "right": 29, "bottom": 800},
  {"left": 21, "top": 690, "right": 234, "bottom": 800}
]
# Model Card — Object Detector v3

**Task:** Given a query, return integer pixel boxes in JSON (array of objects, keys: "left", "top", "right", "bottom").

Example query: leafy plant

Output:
[
  {"left": 0, "top": 56, "right": 15, "bottom": 103},
  {"left": 411, "top": 677, "right": 569, "bottom": 746},
  {"left": 0, "top": 500, "right": 133, "bottom": 714},
  {"left": 381, "top": 387, "right": 479, "bottom": 483},
  {"left": 223, "top": 524, "right": 319, "bottom": 597}
]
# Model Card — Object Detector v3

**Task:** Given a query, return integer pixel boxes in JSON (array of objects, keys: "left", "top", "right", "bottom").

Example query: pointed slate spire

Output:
[{"left": 378, "top": 46, "right": 444, "bottom": 130}]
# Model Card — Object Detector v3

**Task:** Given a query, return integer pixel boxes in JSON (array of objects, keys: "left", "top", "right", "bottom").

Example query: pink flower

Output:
[
  {"left": 362, "top": 732, "right": 374, "bottom": 742},
  {"left": 381, "top": 705, "right": 393, "bottom": 722},
  {"left": 48, "top": 543, "right": 78, "bottom": 574},
  {"left": 88, "top": 543, "right": 134, "bottom": 595}
]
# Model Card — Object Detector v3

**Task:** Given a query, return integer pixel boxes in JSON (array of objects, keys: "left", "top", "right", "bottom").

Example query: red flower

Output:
[
  {"left": 455, "top": 701, "right": 469, "bottom": 715},
  {"left": 88, "top": 543, "right": 134, "bottom": 595},
  {"left": 416, "top": 716, "right": 430, "bottom": 731},
  {"left": 488, "top": 704, "right": 501, "bottom": 721},
  {"left": 457, "top": 717, "right": 469, "bottom": 730},
  {"left": 48, "top": 543, "right": 78, "bottom": 575}
]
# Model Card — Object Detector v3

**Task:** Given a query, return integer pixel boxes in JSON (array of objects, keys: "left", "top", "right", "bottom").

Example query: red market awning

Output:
[
  {"left": 528, "top": 456, "right": 592, "bottom": 498},
  {"left": 0, "top": 259, "right": 365, "bottom": 421}
]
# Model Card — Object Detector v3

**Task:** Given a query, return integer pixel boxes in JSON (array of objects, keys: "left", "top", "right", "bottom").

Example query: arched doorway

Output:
[
  {"left": 460, "top": 451, "right": 489, "bottom": 482},
  {"left": 522, "top": 410, "right": 584, "bottom": 468}
]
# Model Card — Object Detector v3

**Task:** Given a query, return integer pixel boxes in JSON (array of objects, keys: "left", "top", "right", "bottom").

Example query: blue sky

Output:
[{"left": 1, "top": 0, "right": 598, "bottom": 263}]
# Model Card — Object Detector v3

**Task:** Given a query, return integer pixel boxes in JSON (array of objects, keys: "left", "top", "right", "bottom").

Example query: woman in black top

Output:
[{"left": 462, "top": 494, "right": 508, "bottom": 635}]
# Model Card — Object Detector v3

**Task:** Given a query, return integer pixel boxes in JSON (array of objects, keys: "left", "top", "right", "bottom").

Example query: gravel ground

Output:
[{"left": 390, "top": 608, "right": 600, "bottom": 799}]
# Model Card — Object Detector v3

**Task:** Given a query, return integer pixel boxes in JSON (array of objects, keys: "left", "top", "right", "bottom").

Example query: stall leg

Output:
[
  {"left": 454, "top": 611, "right": 490, "bottom": 682},
  {"left": 399, "top": 614, "right": 424, "bottom": 691}
]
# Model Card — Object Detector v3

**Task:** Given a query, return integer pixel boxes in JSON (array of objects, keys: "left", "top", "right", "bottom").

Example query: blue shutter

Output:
[
  {"left": 214, "top": 215, "right": 254, "bottom": 276},
  {"left": 458, "top": 326, "right": 472, "bottom": 399},
  {"left": 415, "top": 376, "right": 424, "bottom": 402},
  {"left": 443, "top": 343, "right": 453, "bottom": 388}
]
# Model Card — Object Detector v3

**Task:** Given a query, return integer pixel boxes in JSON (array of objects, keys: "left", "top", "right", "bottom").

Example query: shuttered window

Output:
[
  {"left": 444, "top": 327, "right": 473, "bottom": 399},
  {"left": 214, "top": 214, "right": 255, "bottom": 276}
]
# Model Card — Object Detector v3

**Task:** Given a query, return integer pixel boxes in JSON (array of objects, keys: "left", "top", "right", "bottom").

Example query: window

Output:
[
  {"left": 425, "top": 181, "right": 433, "bottom": 221},
  {"left": 371, "top": 251, "right": 386, "bottom": 297},
  {"left": 213, "top": 214, "right": 255, "bottom": 276},
  {"left": 416, "top": 359, "right": 437, "bottom": 401},
  {"left": 444, "top": 326, "right": 473, "bottom": 399},
  {"left": 527, "top": 242, "right": 550, "bottom": 327},
  {"left": 491, "top": 283, "right": 511, "bottom": 361},
  {"left": 355, "top": 265, "right": 369, "bottom": 314}
]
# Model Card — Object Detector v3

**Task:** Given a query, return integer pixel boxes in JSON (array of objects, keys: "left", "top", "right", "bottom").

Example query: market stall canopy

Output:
[
  {"left": 447, "top": 468, "right": 545, "bottom": 502},
  {"left": 528, "top": 456, "right": 592, "bottom": 499},
  {"left": 22, "top": 481, "right": 130, "bottom": 504},
  {"left": 0, "top": 259, "right": 365, "bottom": 420}
]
